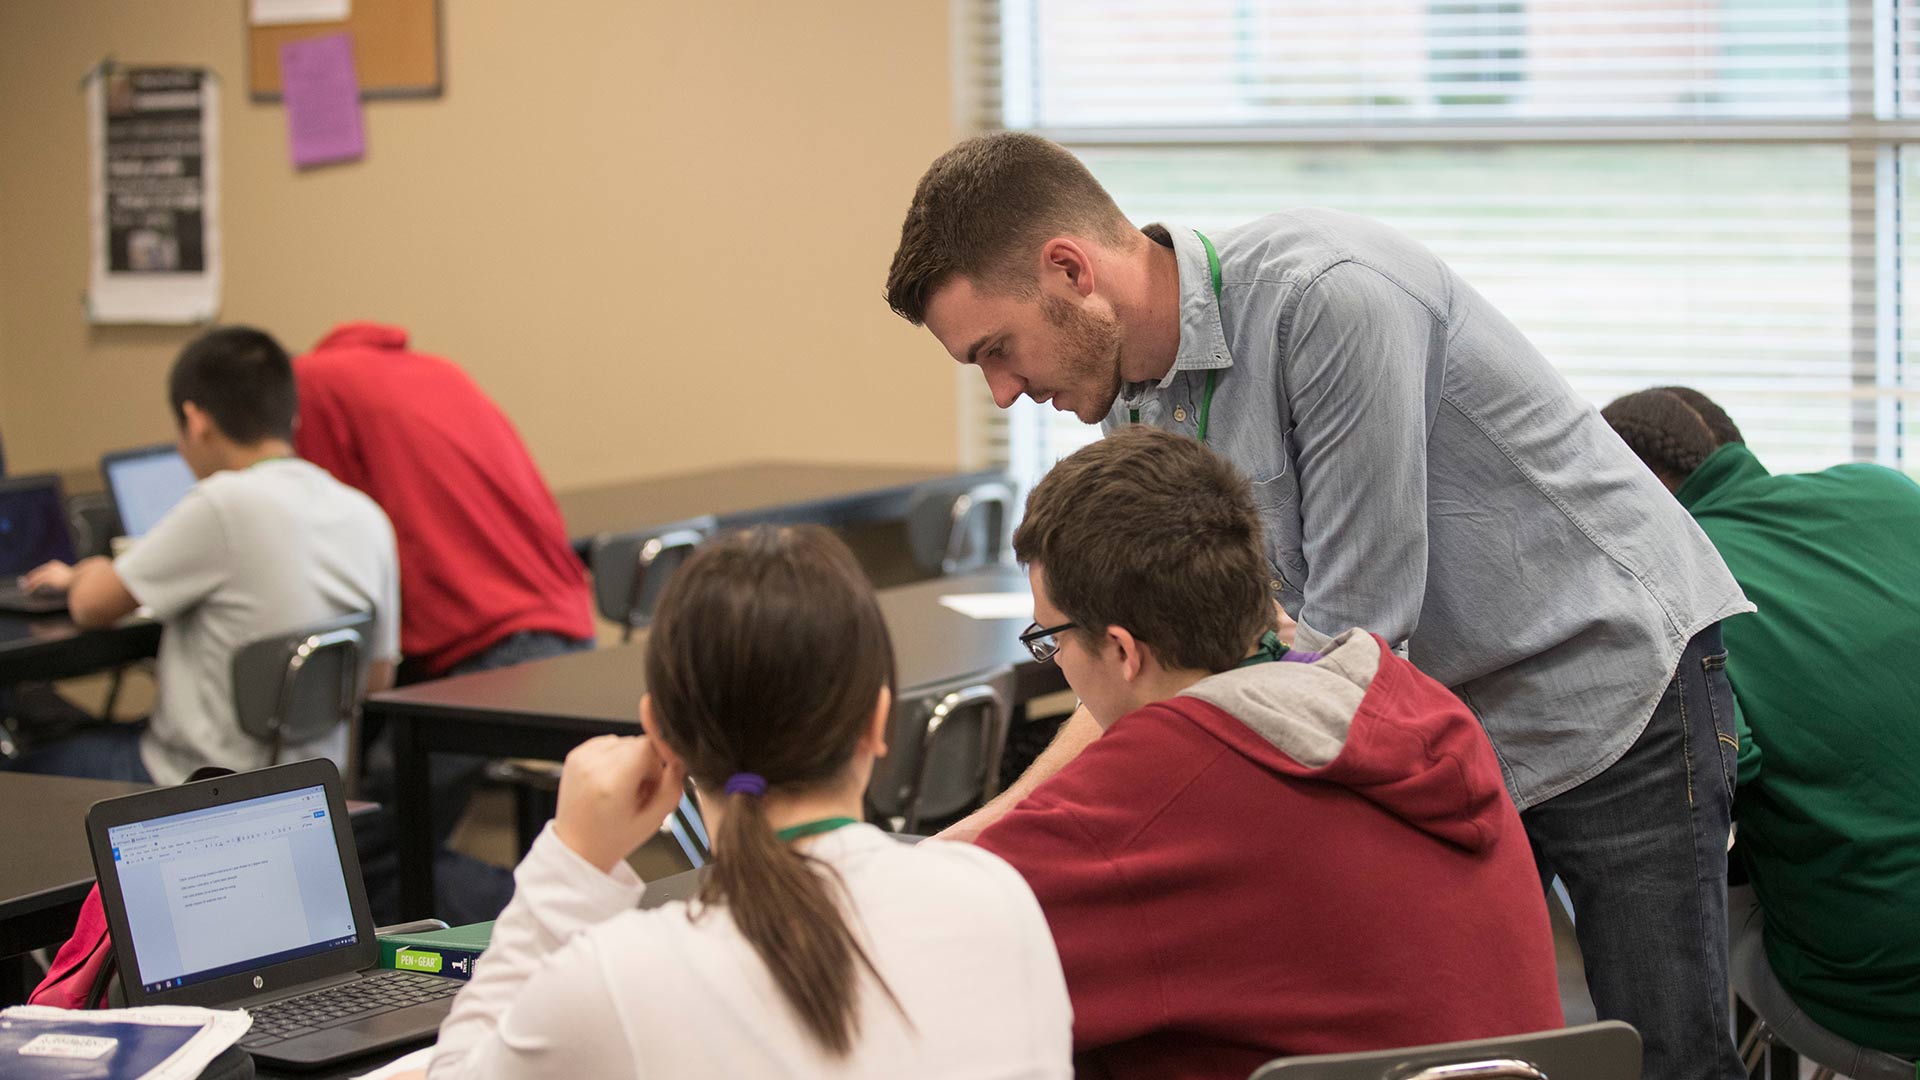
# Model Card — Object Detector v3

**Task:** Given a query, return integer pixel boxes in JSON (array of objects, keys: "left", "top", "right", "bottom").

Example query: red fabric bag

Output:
[{"left": 27, "top": 884, "right": 117, "bottom": 1009}]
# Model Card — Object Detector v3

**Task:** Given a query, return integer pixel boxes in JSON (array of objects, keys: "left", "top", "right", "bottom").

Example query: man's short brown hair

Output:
[
  {"left": 1013, "top": 426, "right": 1276, "bottom": 673},
  {"left": 885, "top": 132, "right": 1135, "bottom": 325}
]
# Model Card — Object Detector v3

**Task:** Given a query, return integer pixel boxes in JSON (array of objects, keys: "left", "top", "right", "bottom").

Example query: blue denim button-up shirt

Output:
[{"left": 1107, "top": 210, "right": 1751, "bottom": 809}]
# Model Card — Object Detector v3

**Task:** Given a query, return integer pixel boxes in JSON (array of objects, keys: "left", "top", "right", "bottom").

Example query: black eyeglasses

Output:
[{"left": 1019, "top": 620, "right": 1077, "bottom": 664}]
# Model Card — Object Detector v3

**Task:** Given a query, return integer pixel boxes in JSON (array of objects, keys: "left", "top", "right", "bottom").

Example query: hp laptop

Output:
[
  {"left": 86, "top": 759, "right": 463, "bottom": 1071},
  {"left": 0, "top": 473, "right": 77, "bottom": 614},
  {"left": 100, "top": 443, "right": 197, "bottom": 539}
]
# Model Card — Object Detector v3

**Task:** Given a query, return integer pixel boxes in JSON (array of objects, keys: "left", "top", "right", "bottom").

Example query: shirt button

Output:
[
  {"left": 1174, "top": 407, "right": 1188, "bottom": 422},
  {"left": 1269, "top": 579, "right": 1283, "bottom": 591}
]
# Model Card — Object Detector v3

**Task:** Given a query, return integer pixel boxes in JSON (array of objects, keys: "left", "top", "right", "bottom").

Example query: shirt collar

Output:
[
  {"left": 1145, "top": 222, "right": 1234, "bottom": 391},
  {"left": 1675, "top": 441, "right": 1770, "bottom": 511}
]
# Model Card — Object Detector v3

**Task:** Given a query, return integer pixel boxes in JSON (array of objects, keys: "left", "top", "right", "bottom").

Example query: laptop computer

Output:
[
  {"left": 86, "top": 759, "right": 463, "bottom": 1071},
  {"left": 100, "top": 443, "right": 197, "bottom": 539},
  {"left": 0, "top": 473, "right": 77, "bottom": 614}
]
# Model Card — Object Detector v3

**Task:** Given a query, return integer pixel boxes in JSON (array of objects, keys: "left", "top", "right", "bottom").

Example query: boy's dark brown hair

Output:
[
  {"left": 885, "top": 131, "right": 1136, "bottom": 325},
  {"left": 1601, "top": 385, "right": 1745, "bottom": 485},
  {"left": 643, "top": 524, "right": 904, "bottom": 1056},
  {"left": 1013, "top": 426, "right": 1276, "bottom": 673}
]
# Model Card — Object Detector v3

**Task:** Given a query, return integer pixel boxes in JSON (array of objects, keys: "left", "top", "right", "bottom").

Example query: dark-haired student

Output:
[
  {"left": 12, "top": 326, "right": 399, "bottom": 784},
  {"left": 974, "top": 428, "right": 1562, "bottom": 1080},
  {"left": 428, "top": 525, "right": 1071, "bottom": 1079},
  {"left": 1604, "top": 386, "right": 1920, "bottom": 1060}
]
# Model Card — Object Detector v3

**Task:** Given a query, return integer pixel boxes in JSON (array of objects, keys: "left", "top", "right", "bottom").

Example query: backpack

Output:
[{"left": 28, "top": 766, "right": 237, "bottom": 1009}]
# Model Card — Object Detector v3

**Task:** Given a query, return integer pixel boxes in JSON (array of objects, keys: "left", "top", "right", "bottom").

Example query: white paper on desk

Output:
[
  {"left": 939, "top": 592, "right": 1032, "bottom": 621},
  {"left": 250, "top": 0, "right": 350, "bottom": 25},
  {"left": 353, "top": 1044, "right": 433, "bottom": 1078}
]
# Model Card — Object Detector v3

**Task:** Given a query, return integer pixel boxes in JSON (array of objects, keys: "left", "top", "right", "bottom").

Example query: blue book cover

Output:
[{"left": 0, "top": 1007, "right": 249, "bottom": 1080}]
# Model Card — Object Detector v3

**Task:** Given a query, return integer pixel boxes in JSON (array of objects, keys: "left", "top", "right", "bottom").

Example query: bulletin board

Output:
[{"left": 248, "top": 0, "right": 442, "bottom": 101}]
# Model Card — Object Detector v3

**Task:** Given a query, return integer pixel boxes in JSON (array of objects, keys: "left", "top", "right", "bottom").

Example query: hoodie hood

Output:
[
  {"left": 1174, "top": 629, "right": 1509, "bottom": 852},
  {"left": 312, "top": 322, "right": 409, "bottom": 353}
]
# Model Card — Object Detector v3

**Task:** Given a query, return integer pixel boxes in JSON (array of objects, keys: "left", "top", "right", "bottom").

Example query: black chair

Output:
[
  {"left": 905, "top": 477, "right": 1014, "bottom": 577},
  {"left": 588, "top": 516, "right": 715, "bottom": 642},
  {"left": 1247, "top": 1022, "right": 1642, "bottom": 1079},
  {"left": 231, "top": 610, "right": 374, "bottom": 793},
  {"left": 867, "top": 666, "right": 1015, "bottom": 834}
]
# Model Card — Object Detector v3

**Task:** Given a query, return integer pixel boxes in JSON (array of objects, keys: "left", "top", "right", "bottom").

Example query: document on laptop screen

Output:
[{"left": 107, "top": 784, "right": 359, "bottom": 995}]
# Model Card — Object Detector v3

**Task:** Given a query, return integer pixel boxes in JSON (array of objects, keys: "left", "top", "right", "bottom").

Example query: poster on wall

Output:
[{"left": 86, "top": 64, "right": 221, "bottom": 324}]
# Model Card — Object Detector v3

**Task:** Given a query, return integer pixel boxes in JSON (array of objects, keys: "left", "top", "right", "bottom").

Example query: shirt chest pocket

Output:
[{"left": 1249, "top": 456, "right": 1308, "bottom": 610}]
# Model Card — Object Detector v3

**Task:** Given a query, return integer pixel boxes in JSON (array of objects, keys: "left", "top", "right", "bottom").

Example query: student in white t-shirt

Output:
[
  {"left": 426, "top": 525, "right": 1072, "bottom": 1080},
  {"left": 14, "top": 326, "right": 399, "bottom": 784}
]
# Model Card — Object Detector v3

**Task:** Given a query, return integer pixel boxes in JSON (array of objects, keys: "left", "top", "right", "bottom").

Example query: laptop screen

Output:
[
  {"left": 0, "top": 480, "right": 76, "bottom": 576},
  {"left": 106, "top": 784, "right": 360, "bottom": 995},
  {"left": 104, "top": 447, "right": 197, "bottom": 538}
]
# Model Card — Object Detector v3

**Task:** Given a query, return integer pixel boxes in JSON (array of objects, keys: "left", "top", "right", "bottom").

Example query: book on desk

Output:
[{"left": 377, "top": 923, "right": 491, "bottom": 982}]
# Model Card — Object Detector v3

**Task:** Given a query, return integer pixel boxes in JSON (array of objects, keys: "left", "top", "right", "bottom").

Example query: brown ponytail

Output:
[
  {"left": 1602, "top": 385, "right": 1740, "bottom": 485},
  {"left": 642, "top": 524, "right": 903, "bottom": 1056}
]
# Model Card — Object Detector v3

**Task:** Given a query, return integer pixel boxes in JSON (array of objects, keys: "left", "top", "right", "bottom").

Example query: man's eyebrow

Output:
[{"left": 964, "top": 334, "right": 997, "bottom": 365}]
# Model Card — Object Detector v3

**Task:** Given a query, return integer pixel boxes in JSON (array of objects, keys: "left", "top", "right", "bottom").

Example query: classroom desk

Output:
[
  {"left": 0, "top": 772, "right": 149, "bottom": 959},
  {"left": 0, "top": 613, "right": 160, "bottom": 686},
  {"left": 555, "top": 461, "right": 1006, "bottom": 551},
  {"left": 373, "top": 565, "right": 1059, "bottom": 918}
]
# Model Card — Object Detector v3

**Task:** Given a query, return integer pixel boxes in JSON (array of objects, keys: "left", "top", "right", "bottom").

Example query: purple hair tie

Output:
[{"left": 723, "top": 772, "right": 768, "bottom": 797}]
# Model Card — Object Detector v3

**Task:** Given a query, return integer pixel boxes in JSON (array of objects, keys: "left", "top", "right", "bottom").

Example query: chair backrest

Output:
[
  {"left": 231, "top": 610, "right": 373, "bottom": 778},
  {"left": 866, "top": 665, "right": 1016, "bottom": 833},
  {"left": 906, "top": 477, "right": 1015, "bottom": 577},
  {"left": 588, "top": 515, "right": 716, "bottom": 640},
  {"left": 1247, "top": 1022, "right": 1642, "bottom": 1080},
  {"left": 67, "top": 491, "right": 119, "bottom": 560}
]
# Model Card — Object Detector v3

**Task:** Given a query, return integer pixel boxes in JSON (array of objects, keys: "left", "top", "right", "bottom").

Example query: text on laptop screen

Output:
[
  {"left": 106, "top": 449, "right": 197, "bottom": 538},
  {"left": 0, "top": 483, "right": 76, "bottom": 575},
  {"left": 107, "top": 784, "right": 358, "bottom": 994}
]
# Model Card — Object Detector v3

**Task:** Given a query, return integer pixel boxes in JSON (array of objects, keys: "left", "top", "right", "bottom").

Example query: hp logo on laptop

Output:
[{"left": 254, "top": 976, "right": 265, "bottom": 989}]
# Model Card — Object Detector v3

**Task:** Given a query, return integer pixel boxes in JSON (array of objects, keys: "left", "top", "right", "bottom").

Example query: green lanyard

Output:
[
  {"left": 1236, "top": 630, "right": 1289, "bottom": 668},
  {"left": 774, "top": 816, "right": 861, "bottom": 843},
  {"left": 1130, "top": 230, "right": 1224, "bottom": 443}
]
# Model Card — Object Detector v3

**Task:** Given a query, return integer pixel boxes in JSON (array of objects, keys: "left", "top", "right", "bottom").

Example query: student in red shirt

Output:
[
  {"left": 292, "top": 322, "right": 593, "bottom": 679},
  {"left": 294, "top": 323, "right": 595, "bottom": 922},
  {"left": 975, "top": 427, "right": 1563, "bottom": 1080}
]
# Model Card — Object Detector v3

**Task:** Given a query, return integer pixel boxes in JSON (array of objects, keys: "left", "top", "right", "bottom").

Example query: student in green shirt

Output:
[{"left": 1604, "top": 386, "right": 1920, "bottom": 1060}]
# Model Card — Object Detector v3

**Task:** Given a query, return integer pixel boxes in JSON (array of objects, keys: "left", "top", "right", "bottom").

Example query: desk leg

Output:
[{"left": 393, "top": 714, "right": 436, "bottom": 920}]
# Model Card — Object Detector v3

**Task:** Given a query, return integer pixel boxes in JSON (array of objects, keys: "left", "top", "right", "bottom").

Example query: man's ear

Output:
[
  {"left": 1040, "top": 237, "right": 1097, "bottom": 299},
  {"left": 638, "top": 694, "right": 687, "bottom": 773},
  {"left": 180, "top": 401, "right": 212, "bottom": 443},
  {"left": 1106, "top": 625, "right": 1152, "bottom": 683}
]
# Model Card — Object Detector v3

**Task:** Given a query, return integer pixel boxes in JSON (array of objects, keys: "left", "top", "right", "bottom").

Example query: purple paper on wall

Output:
[{"left": 281, "top": 32, "right": 365, "bottom": 168}]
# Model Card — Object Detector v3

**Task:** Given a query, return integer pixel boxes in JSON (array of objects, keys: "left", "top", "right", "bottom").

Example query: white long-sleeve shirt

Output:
[{"left": 428, "top": 822, "right": 1073, "bottom": 1079}]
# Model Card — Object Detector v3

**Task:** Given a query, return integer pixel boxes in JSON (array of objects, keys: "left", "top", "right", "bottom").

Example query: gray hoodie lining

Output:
[{"left": 1176, "top": 628, "right": 1382, "bottom": 769}]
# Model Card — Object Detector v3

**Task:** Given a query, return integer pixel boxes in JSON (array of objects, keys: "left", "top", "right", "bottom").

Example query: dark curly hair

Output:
[{"left": 1601, "top": 386, "right": 1744, "bottom": 485}]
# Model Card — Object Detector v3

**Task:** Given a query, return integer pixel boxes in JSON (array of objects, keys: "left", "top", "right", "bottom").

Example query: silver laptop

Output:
[
  {"left": 87, "top": 759, "right": 463, "bottom": 1071},
  {"left": 100, "top": 443, "right": 197, "bottom": 539}
]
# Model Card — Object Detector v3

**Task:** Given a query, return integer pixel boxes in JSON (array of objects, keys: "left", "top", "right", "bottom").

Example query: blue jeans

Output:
[
  {"left": 1522, "top": 624, "right": 1743, "bottom": 1080},
  {"left": 4, "top": 722, "right": 154, "bottom": 783}
]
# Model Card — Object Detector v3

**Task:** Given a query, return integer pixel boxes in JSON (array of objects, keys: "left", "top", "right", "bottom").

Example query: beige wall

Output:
[{"left": 0, "top": 1, "right": 962, "bottom": 488}]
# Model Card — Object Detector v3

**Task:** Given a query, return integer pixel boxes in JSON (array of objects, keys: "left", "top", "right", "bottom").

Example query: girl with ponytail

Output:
[{"left": 429, "top": 525, "right": 1071, "bottom": 1079}]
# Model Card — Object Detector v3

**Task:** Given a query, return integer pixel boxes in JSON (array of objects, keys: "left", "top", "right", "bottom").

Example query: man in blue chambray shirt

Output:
[{"left": 886, "top": 133, "right": 1752, "bottom": 1080}]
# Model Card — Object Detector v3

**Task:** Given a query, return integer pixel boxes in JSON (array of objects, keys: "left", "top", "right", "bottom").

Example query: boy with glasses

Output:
[{"left": 975, "top": 427, "right": 1562, "bottom": 1080}]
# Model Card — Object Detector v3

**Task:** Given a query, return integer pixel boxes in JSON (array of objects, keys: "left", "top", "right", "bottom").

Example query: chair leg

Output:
[{"left": 1739, "top": 1019, "right": 1770, "bottom": 1075}]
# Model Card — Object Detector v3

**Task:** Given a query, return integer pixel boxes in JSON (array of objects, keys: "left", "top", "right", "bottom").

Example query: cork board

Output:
[{"left": 248, "top": 0, "right": 441, "bottom": 100}]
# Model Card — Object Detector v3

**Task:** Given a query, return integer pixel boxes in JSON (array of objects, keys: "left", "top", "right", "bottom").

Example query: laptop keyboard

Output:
[{"left": 240, "top": 970, "right": 460, "bottom": 1047}]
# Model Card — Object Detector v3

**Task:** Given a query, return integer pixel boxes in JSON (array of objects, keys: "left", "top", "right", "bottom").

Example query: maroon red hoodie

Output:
[
  {"left": 293, "top": 324, "right": 593, "bottom": 673},
  {"left": 977, "top": 630, "right": 1562, "bottom": 1080}
]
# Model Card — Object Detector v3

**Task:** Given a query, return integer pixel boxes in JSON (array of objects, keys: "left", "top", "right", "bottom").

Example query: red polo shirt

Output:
[{"left": 293, "top": 323, "right": 593, "bottom": 674}]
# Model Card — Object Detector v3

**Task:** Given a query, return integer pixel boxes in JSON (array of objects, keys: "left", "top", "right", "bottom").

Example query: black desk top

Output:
[
  {"left": 554, "top": 461, "right": 999, "bottom": 542},
  {"left": 0, "top": 772, "right": 149, "bottom": 954},
  {"left": 0, "top": 614, "right": 161, "bottom": 686},
  {"left": 369, "top": 565, "right": 1052, "bottom": 728}
]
